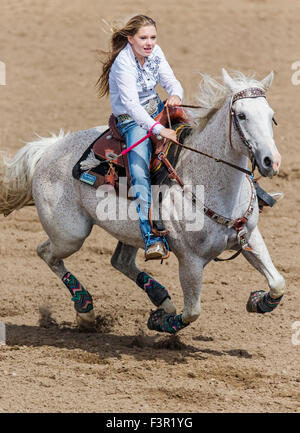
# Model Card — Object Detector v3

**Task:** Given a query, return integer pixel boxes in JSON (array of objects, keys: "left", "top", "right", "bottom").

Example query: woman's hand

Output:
[
  {"left": 165, "top": 95, "right": 181, "bottom": 107},
  {"left": 159, "top": 127, "right": 178, "bottom": 142}
]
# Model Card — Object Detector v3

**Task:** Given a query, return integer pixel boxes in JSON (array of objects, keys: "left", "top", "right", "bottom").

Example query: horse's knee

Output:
[
  {"left": 269, "top": 275, "right": 286, "bottom": 298},
  {"left": 37, "top": 240, "right": 67, "bottom": 277},
  {"left": 37, "top": 240, "right": 53, "bottom": 263}
]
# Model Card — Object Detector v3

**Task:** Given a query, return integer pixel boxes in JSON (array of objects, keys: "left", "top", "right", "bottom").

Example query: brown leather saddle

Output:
[{"left": 84, "top": 105, "right": 191, "bottom": 191}]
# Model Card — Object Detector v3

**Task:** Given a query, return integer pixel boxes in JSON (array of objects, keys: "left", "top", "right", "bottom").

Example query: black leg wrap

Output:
[{"left": 136, "top": 272, "right": 170, "bottom": 307}]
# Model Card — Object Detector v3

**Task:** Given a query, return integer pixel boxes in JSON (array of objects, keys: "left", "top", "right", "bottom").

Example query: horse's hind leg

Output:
[
  {"left": 111, "top": 241, "right": 176, "bottom": 314},
  {"left": 242, "top": 226, "right": 286, "bottom": 313},
  {"left": 37, "top": 238, "right": 96, "bottom": 330}
]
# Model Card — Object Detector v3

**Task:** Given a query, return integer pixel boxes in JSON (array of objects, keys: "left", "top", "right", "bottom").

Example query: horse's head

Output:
[{"left": 222, "top": 68, "right": 281, "bottom": 178}]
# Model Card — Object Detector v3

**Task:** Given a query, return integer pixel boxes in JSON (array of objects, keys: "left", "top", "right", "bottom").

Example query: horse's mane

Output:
[{"left": 192, "top": 71, "right": 266, "bottom": 131}]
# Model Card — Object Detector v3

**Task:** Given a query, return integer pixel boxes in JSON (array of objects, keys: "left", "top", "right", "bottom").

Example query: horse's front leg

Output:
[
  {"left": 242, "top": 226, "right": 286, "bottom": 313},
  {"left": 148, "top": 255, "right": 204, "bottom": 334}
]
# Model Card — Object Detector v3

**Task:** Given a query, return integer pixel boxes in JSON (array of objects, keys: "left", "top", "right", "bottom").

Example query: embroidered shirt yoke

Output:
[{"left": 109, "top": 43, "right": 184, "bottom": 135}]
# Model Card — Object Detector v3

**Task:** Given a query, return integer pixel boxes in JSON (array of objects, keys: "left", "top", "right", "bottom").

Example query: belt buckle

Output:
[
  {"left": 118, "top": 114, "right": 130, "bottom": 122},
  {"left": 146, "top": 98, "right": 158, "bottom": 116}
]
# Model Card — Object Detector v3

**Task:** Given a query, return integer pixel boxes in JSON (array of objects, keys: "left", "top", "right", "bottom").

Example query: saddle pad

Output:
[{"left": 72, "top": 130, "right": 124, "bottom": 188}]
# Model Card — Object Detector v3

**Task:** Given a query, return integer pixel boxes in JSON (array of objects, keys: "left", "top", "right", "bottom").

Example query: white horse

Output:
[{"left": 0, "top": 69, "right": 286, "bottom": 334}]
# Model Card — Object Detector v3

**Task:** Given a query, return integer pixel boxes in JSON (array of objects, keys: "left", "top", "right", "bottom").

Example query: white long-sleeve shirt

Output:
[{"left": 109, "top": 43, "right": 184, "bottom": 135}]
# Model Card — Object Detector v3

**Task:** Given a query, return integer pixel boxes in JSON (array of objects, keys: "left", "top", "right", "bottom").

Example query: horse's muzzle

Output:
[{"left": 257, "top": 150, "right": 281, "bottom": 178}]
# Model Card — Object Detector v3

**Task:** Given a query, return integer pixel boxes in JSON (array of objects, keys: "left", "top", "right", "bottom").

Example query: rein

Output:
[
  {"left": 163, "top": 127, "right": 252, "bottom": 176},
  {"left": 165, "top": 98, "right": 267, "bottom": 177}
]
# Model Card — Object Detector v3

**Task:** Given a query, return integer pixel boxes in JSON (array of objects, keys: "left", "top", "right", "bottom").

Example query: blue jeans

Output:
[{"left": 117, "top": 99, "right": 164, "bottom": 245}]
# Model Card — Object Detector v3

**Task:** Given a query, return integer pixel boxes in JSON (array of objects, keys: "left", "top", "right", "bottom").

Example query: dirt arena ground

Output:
[{"left": 0, "top": 0, "right": 299, "bottom": 413}]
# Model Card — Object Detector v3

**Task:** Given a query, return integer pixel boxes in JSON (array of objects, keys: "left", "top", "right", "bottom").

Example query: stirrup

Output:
[
  {"left": 257, "top": 191, "right": 284, "bottom": 213},
  {"left": 144, "top": 234, "right": 170, "bottom": 262},
  {"left": 269, "top": 192, "right": 284, "bottom": 201},
  {"left": 255, "top": 181, "right": 283, "bottom": 211}
]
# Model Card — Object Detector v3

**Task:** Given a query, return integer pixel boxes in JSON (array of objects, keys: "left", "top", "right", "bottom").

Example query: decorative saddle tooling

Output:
[{"left": 72, "top": 106, "right": 192, "bottom": 193}]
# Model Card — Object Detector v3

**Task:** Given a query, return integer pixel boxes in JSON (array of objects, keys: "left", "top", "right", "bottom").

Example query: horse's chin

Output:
[{"left": 256, "top": 164, "right": 278, "bottom": 179}]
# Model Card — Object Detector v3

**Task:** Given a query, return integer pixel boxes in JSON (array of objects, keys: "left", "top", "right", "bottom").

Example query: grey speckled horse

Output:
[{"left": 0, "top": 69, "right": 286, "bottom": 334}]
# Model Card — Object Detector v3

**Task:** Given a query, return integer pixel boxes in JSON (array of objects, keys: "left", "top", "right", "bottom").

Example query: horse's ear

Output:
[
  {"left": 222, "top": 68, "right": 236, "bottom": 91},
  {"left": 261, "top": 71, "right": 274, "bottom": 91}
]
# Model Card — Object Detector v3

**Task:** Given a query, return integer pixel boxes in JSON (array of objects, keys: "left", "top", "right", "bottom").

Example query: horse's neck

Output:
[{"left": 178, "top": 102, "right": 249, "bottom": 217}]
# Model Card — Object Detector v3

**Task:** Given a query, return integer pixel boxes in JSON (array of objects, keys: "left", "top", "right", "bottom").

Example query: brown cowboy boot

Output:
[
  {"left": 144, "top": 232, "right": 170, "bottom": 261},
  {"left": 145, "top": 240, "right": 168, "bottom": 260}
]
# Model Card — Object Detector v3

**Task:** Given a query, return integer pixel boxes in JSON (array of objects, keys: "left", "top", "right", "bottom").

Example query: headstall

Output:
[{"left": 228, "top": 87, "right": 267, "bottom": 171}]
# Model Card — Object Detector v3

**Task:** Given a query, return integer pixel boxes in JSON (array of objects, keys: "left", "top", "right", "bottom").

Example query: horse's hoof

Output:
[
  {"left": 147, "top": 309, "right": 189, "bottom": 334},
  {"left": 147, "top": 309, "right": 166, "bottom": 332},
  {"left": 246, "top": 290, "right": 283, "bottom": 314},
  {"left": 76, "top": 310, "right": 96, "bottom": 331},
  {"left": 246, "top": 290, "right": 266, "bottom": 313}
]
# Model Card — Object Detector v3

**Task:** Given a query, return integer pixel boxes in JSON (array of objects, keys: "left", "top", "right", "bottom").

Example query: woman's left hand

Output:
[{"left": 166, "top": 95, "right": 181, "bottom": 107}]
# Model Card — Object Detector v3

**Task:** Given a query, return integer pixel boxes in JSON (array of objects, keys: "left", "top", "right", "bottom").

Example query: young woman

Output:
[{"left": 97, "top": 15, "right": 183, "bottom": 260}]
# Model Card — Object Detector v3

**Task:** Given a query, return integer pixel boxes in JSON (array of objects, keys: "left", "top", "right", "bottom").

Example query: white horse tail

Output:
[{"left": 0, "top": 130, "right": 68, "bottom": 216}]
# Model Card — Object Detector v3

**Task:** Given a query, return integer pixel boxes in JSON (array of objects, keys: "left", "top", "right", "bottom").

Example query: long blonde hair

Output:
[{"left": 96, "top": 15, "right": 156, "bottom": 98}]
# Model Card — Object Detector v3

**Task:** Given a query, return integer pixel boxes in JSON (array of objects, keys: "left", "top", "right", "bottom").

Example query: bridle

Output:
[
  {"left": 228, "top": 87, "right": 271, "bottom": 174},
  {"left": 176, "top": 86, "right": 274, "bottom": 176}
]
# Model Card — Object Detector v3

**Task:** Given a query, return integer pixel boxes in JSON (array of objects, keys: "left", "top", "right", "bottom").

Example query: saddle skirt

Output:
[{"left": 72, "top": 105, "right": 192, "bottom": 193}]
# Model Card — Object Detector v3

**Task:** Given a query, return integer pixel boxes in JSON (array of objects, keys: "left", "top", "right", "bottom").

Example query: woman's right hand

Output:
[{"left": 159, "top": 128, "right": 178, "bottom": 142}]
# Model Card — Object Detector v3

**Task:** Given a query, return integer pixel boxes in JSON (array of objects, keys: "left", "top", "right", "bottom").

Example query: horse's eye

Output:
[
  {"left": 272, "top": 117, "right": 278, "bottom": 126},
  {"left": 237, "top": 113, "right": 246, "bottom": 120}
]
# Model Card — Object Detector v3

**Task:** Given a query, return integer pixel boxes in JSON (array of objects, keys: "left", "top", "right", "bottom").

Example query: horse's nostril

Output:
[{"left": 264, "top": 157, "right": 272, "bottom": 167}]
